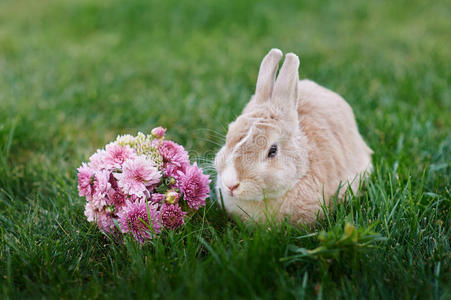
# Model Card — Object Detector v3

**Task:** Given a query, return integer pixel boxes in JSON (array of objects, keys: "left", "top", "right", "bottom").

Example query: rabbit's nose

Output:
[{"left": 226, "top": 183, "right": 240, "bottom": 193}]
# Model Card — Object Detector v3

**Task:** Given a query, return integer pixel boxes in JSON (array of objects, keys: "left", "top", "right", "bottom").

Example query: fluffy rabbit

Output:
[{"left": 214, "top": 48, "right": 373, "bottom": 223}]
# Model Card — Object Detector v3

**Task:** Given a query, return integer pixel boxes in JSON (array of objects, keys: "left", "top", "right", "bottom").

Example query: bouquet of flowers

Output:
[{"left": 77, "top": 127, "right": 210, "bottom": 243}]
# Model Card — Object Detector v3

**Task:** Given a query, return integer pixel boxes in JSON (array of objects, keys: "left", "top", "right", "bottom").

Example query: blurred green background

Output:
[{"left": 0, "top": 0, "right": 450, "bottom": 298}]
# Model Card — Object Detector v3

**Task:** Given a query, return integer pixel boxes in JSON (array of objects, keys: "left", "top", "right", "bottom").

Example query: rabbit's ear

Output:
[
  {"left": 272, "top": 53, "right": 299, "bottom": 109},
  {"left": 255, "top": 48, "right": 283, "bottom": 103}
]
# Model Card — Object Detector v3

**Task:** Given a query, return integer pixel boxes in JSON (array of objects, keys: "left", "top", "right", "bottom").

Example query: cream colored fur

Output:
[{"left": 214, "top": 49, "right": 373, "bottom": 224}]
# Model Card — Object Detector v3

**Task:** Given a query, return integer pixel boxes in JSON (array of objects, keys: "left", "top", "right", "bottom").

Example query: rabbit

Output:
[{"left": 214, "top": 48, "right": 373, "bottom": 224}]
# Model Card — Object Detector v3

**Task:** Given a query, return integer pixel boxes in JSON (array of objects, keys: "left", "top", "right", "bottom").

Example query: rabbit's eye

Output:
[{"left": 267, "top": 144, "right": 278, "bottom": 158}]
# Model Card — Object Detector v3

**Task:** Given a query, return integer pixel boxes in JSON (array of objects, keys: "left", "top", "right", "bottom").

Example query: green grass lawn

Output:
[{"left": 1, "top": 0, "right": 450, "bottom": 298}]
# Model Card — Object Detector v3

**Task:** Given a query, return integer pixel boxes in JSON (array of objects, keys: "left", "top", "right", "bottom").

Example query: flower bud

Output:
[
  {"left": 165, "top": 190, "right": 180, "bottom": 204},
  {"left": 151, "top": 127, "right": 166, "bottom": 139}
]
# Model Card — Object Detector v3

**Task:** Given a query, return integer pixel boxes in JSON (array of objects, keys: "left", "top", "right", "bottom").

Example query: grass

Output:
[{"left": 0, "top": 0, "right": 450, "bottom": 298}]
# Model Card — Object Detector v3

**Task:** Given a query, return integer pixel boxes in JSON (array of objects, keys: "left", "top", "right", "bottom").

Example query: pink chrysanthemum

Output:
[
  {"left": 160, "top": 204, "right": 186, "bottom": 230},
  {"left": 78, "top": 129, "right": 211, "bottom": 242},
  {"left": 88, "top": 149, "right": 108, "bottom": 171},
  {"left": 151, "top": 193, "right": 165, "bottom": 204},
  {"left": 107, "top": 187, "right": 127, "bottom": 208},
  {"left": 178, "top": 163, "right": 210, "bottom": 210},
  {"left": 105, "top": 142, "right": 136, "bottom": 169},
  {"left": 128, "top": 194, "right": 142, "bottom": 203},
  {"left": 78, "top": 163, "right": 94, "bottom": 199},
  {"left": 96, "top": 210, "right": 116, "bottom": 233},
  {"left": 115, "top": 156, "right": 161, "bottom": 198},
  {"left": 118, "top": 201, "right": 160, "bottom": 243},
  {"left": 92, "top": 170, "right": 111, "bottom": 208},
  {"left": 158, "top": 140, "right": 190, "bottom": 177},
  {"left": 109, "top": 173, "right": 119, "bottom": 189},
  {"left": 84, "top": 202, "right": 96, "bottom": 222},
  {"left": 85, "top": 202, "right": 116, "bottom": 233}
]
